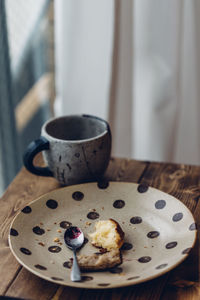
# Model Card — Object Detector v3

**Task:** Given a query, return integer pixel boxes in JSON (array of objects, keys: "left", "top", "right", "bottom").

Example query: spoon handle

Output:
[{"left": 71, "top": 250, "right": 81, "bottom": 282}]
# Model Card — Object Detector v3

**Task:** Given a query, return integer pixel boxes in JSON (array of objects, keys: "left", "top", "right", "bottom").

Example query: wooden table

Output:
[{"left": 0, "top": 156, "right": 199, "bottom": 300}]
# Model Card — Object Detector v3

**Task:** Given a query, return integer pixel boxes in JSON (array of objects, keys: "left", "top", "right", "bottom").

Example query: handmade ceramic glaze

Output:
[
  {"left": 9, "top": 182, "right": 197, "bottom": 289},
  {"left": 23, "top": 115, "right": 111, "bottom": 185}
]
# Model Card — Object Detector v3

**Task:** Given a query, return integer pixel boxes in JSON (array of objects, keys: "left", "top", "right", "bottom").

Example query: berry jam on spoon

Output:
[{"left": 64, "top": 226, "right": 84, "bottom": 282}]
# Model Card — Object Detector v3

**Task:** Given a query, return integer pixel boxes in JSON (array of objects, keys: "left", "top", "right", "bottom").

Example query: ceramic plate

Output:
[{"left": 9, "top": 182, "right": 197, "bottom": 289}]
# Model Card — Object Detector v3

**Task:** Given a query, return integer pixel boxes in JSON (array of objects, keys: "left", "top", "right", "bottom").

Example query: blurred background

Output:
[{"left": 1, "top": 0, "right": 200, "bottom": 195}]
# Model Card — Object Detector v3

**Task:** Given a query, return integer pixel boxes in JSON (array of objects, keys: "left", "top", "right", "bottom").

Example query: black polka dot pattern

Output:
[
  {"left": 165, "top": 242, "right": 177, "bottom": 249},
  {"left": 189, "top": 223, "right": 197, "bottom": 231},
  {"left": 138, "top": 256, "right": 151, "bottom": 263},
  {"left": 21, "top": 206, "right": 32, "bottom": 213},
  {"left": 32, "top": 226, "right": 45, "bottom": 235},
  {"left": 156, "top": 264, "right": 168, "bottom": 269},
  {"left": 20, "top": 247, "right": 32, "bottom": 255},
  {"left": 155, "top": 200, "right": 166, "bottom": 209},
  {"left": 9, "top": 181, "right": 196, "bottom": 288},
  {"left": 83, "top": 237, "right": 89, "bottom": 246},
  {"left": 10, "top": 228, "right": 18, "bottom": 236},
  {"left": 130, "top": 216, "right": 142, "bottom": 224},
  {"left": 147, "top": 231, "right": 160, "bottom": 239},
  {"left": 172, "top": 213, "right": 183, "bottom": 222},
  {"left": 63, "top": 261, "right": 72, "bottom": 269},
  {"left": 121, "top": 242, "right": 133, "bottom": 250},
  {"left": 46, "top": 199, "right": 58, "bottom": 209},
  {"left": 48, "top": 246, "right": 62, "bottom": 253},
  {"left": 127, "top": 276, "right": 140, "bottom": 280},
  {"left": 87, "top": 212, "right": 99, "bottom": 220},
  {"left": 97, "top": 180, "right": 109, "bottom": 189},
  {"left": 137, "top": 183, "right": 149, "bottom": 193},
  {"left": 51, "top": 277, "right": 64, "bottom": 281},
  {"left": 60, "top": 221, "right": 72, "bottom": 229},
  {"left": 113, "top": 200, "right": 125, "bottom": 209},
  {"left": 81, "top": 276, "right": 93, "bottom": 281},
  {"left": 34, "top": 264, "right": 47, "bottom": 270},
  {"left": 72, "top": 191, "right": 84, "bottom": 201},
  {"left": 182, "top": 247, "right": 192, "bottom": 254},
  {"left": 109, "top": 267, "right": 123, "bottom": 274}
]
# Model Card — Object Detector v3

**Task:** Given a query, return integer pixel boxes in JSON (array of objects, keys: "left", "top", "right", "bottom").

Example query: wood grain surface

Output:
[{"left": 0, "top": 155, "right": 199, "bottom": 300}]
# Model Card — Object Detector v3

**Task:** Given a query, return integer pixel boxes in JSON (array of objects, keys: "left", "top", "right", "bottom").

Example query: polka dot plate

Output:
[{"left": 9, "top": 182, "right": 197, "bottom": 289}]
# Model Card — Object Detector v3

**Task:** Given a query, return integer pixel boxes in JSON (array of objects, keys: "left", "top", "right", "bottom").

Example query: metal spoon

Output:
[{"left": 64, "top": 226, "right": 84, "bottom": 282}]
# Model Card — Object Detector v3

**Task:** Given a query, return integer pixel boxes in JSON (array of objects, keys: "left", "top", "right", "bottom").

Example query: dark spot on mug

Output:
[
  {"left": 34, "top": 264, "right": 47, "bottom": 270},
  {"left": 97, "top": 179, "right": 109, "bottom": 189},
  {"left": 130, "top": 216, "right": 142, "bottom": 224},
  {"left": 10, "top": 228, "right": 18, "bottom": 236},
  {"left": 63, "top": 261, "right": 72, "bottom": 269},
  {"left": 155, "top": 200, "right": 166, "bottom": 209},
  {"left": 165, "top": 242, "right": 177, "bottom": 249},
  {"left": 172, "top": 212, "right": 183, "bottom": 222},
  {"left": 137, "top": 183, "right": 149, "bottom": 193},
  {"left": 87, "top": 212, "right": 99, "bottom": 220},
  {"left": 60, "top": 221, "right": 72, "bottom": 229},
  {"left": 121, "top": 242, "right": 133, "bottom": 250},
  {"left": 147, "top": 231, "right": 160, "bottom": 238},
  {"left": 46, "top": 199, "right": 58, "bottom": 209},
  {"left": 81, "top": 276, "right": 93, "bottom": 281},
  {"left": 51, "top": 277, "right": 64, "bottom": 281},
  {"left": 156, "top": 264, "right": 168, "bottom": 269},
  {"left": 98, "top": 283, "right": 110, "bottom": 286},
  {"left": 189, "top": 223, "right": 197, "bottom": 231},
  {"left": 109, "top": 267, "right": 123, "bottom": 274},
  {"left": 20, "top": 247, "right": 32, "bottom": 255},
  {"left": 21, "top": 206, "right": 32, "bottom": 213},
  {"left": 66, "top": 163, "right": 72, "bottom": 171},
  {"left": 182, "top": 247, "right": 192, "bottom": 254},
  {"left": 72, "top": 191, "right": 84, "bottom": 201},
  {"left": 32, "top": 226, "right": 45, "bottom": 235},
  {"left": 127, "top": 276, "right": 140, "bottom": 280},
  {"left": 75, "top": 153, "right": 80, "bottom": 158},
  {"left": 138, "top": 256, "right": 152, "bottom": 263},
  {"left": 48, "top": 246, "right": 62, "bottom": 253},
  {"left": 99, "top": 142, "right": 104, "bottom": 150},
  {"left": 113, "top": 200, "right": 125, "bottom": 209}
]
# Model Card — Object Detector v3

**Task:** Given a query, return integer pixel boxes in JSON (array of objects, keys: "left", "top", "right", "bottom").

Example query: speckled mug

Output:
[{"left": 23, "top": 115, "right": 111, "bottom": 185}]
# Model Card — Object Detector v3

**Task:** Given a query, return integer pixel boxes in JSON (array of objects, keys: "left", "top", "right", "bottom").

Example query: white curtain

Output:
[{"left": 54, "top": 0, "right": 200, "bottom": 165}]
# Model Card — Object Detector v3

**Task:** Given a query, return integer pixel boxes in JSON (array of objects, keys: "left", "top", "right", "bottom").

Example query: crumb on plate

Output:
[
  {"left": 53, "top": 237, "right": 60, "bottom": 242},
  {"left": 38, "top": 242, "right": 45, "bottom": 247},
  {"left": 85, "top": 221, "right": 92, "bottom": 226}
]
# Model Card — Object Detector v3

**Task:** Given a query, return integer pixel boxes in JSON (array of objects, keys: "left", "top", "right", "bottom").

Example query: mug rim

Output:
[{"left": 41, "top": 114, "right": 110, "bottom": 143}]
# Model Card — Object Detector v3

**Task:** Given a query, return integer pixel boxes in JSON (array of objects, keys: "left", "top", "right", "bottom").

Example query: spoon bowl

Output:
[
  {"left": 64, "top": 226, "right": 84, "bottom": 282},
  {"left": 64, "top": 226, "right": 84, "bottom": 249}
]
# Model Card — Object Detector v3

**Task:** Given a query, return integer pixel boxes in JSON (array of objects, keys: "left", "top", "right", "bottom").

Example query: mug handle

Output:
[{"left": 23, "top": 136, "right": 53, "bottom": 177}]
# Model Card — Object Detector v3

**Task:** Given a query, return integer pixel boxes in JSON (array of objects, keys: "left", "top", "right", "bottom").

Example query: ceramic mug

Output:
[{"left": 23, "top": 114, "right": 111, "bottom": 185}]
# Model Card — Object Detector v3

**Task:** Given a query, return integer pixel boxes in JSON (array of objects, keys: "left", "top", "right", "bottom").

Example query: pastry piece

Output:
[
  {"left": 77, "top": 249, "right": 122, "bottom": 271},
  {"left": 69, "top": 219, "right": 125, "bottom": 271},
  {"left": 89, "top": 219, "right": 124, "bottom": 251}
]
